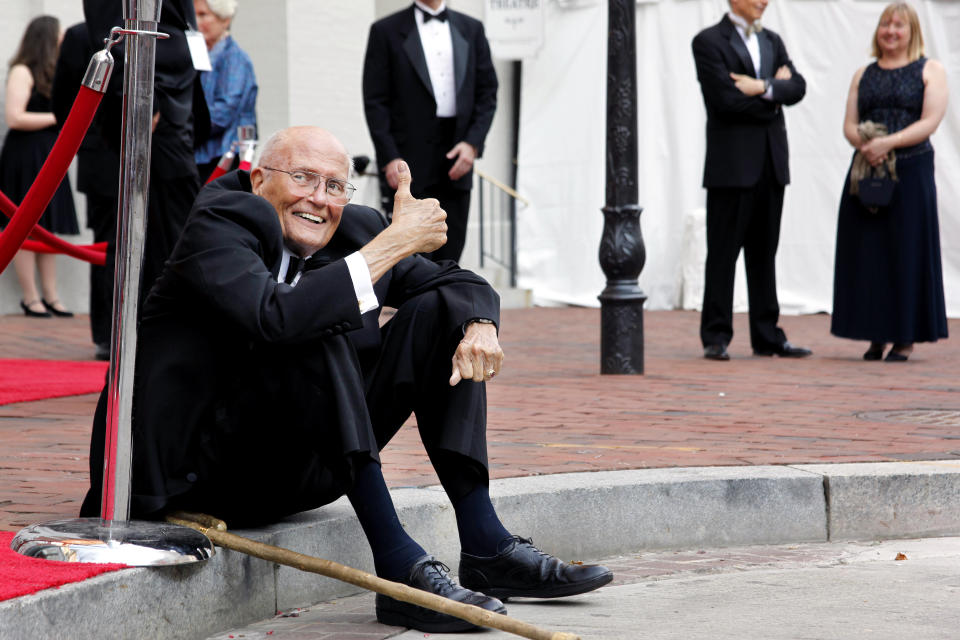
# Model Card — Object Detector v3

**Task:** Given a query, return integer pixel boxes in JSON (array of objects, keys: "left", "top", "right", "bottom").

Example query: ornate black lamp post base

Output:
[
  {"left": 599, "top": 201, "right": 646, "bottom": 374},
  {"left": 598, "top": 0, "right": 645, "bottom": 374}
]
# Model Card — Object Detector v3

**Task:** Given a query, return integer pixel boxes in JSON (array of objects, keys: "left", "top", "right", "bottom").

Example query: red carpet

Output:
[
  {"left": 0, "top": 531, "right": 126, "bottom": 601},
  {"left": 0, "top": 359, "right": 107, "bottom": 406}
]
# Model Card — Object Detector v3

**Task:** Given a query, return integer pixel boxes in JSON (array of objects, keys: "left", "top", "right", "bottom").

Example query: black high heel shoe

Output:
[
  {"left": 863, "top": 342, "right": 885, "bottom": 361},
  {"left": 41, "top": 298, "right": 74, "bottom": 318},
  {"left": 885, "top": 343, "right": 913, "bottom": 362},
  {"left": 21, "top": 300, "right": 52, "bottom": 318}
]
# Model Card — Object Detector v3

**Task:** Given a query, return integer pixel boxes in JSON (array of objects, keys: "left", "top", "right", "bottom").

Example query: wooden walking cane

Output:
[{"left": 166, "top": 512, "right": 581, "bottom": 640}]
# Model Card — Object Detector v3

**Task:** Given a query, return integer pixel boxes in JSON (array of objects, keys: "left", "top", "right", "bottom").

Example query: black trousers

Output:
[
  {"left": 420, "top": 184, "right": 471, "bottom": 264},
  {"left": 379, "top": 118, "right": 473, "bottom": 264},
  {"left": 700, "top": 155, "right": 787, "bottom": 351},
  {"left": 86, "top": 192, "right": 117, "bottom": 347},
  {"left": 364, "top": 290, "right": 488, "bottom": 472},
  {"left": 141, "top": 174, "right": 200, "bottom": 304}
]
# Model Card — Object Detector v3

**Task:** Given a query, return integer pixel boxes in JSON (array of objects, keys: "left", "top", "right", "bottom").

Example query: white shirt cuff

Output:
[{"left": 345, "top": 251, "right": 379, "bottom": 313}]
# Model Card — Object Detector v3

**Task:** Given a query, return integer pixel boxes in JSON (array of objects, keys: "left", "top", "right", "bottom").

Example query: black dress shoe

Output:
[
  {"left": 753, "top": 341, "right": 812, "bottom": 358},
  {"left": 703, "top": 344, "right": 730, "bottom": 360},
  {"left": 94, "top": 343, "right": 110, "bottom": 362},
  {"left": 41, "top": 299, "right": 74, "bottom": 317},
  {"left": 20, "top": 300, "right": 51, "bottom": 318},
  {"left": 375, "top": 554, "right": 506, "bottom": 633},
  {"left": 459, "top": 536, "right": 613, "bottom": 600}
]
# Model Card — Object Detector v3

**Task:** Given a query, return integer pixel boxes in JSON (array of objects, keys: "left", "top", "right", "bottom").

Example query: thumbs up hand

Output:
[{"left": 389, "top": 161, "right": 447, "bottom": 255}]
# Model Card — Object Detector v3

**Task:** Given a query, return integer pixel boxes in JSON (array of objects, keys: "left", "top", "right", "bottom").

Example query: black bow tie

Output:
[
  {"left": 421, "top": 8, "right": 448, "bottom": 23},
  {"left": 284, "top": 256, "right": 303, "bottom": 285}
]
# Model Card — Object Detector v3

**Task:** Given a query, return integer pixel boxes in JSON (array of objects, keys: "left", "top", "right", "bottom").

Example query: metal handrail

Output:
[{"left": 476, "top": 168, "right": 526, "bottom": 288}]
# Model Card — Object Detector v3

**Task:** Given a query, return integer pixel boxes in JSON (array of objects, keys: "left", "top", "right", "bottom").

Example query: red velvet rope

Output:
[
  {"left": 0, "top": 190, "right": 107, "bottom": 265},
  {"left": 0, "top": 86, "right": 105, "bottom": 273},
  {"left": 21, "top": 239, "right": 107, "bottom": 255},
  {"left": 205, "top": 164, "right": 227, "bottom": 184}
]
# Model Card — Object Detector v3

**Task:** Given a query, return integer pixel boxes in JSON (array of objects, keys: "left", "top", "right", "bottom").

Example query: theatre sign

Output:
[{"left": 484, "top": 0, "right": 544, "bottom": 59}]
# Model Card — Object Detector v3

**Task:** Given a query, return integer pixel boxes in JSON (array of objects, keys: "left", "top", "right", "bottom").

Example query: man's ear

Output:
[{"left": 250, "top": 167, "right": 264, "bottom": 195}]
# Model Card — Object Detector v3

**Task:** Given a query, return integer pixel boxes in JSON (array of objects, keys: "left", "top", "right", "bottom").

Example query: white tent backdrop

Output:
[{"left": 516, "top": 0, "right": 960, "bottom": 317}]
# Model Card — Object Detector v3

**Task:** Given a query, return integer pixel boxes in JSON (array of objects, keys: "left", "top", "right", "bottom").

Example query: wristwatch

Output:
[
  {"left": 463, "top": 317, "right": 496, "bottom": 333},
  {"left": 764, "top": 78, "right": 771, "bottom": 93}
]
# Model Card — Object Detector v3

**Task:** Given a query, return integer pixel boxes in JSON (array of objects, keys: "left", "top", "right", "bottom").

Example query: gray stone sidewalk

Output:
[
  {"left": 207, "top": 537, "right": 960, "bottom": 640},
  {"left": 3, "top": 461, "right": 960, "bottom": 640}
]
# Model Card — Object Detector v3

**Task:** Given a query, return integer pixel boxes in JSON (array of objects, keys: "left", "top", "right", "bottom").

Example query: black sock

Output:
[
  {"left": 429, "top": 450, "right": 511, "bottom": 556},
  {"left": 347, "top": 459, "right": 425, "bottom": 578},
  {"left": 452, "top": 484, "right": 512, "bottom": 557}
]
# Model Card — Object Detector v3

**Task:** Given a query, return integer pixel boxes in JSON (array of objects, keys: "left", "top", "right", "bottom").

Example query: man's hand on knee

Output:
[{"left": 450, "top": 322, "right": 504, "bottom": 385}]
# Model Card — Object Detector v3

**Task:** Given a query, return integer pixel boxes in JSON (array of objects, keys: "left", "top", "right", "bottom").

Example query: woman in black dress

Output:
[
  {"left": 831, "top": 2, "right": 949, "bottom": 362},
  {"left": 0, "top": 15, "right": 78, "bottom": 317}
]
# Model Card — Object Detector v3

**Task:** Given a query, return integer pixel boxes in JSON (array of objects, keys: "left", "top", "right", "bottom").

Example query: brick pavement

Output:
[{"left": 1, "top": 309, "right": 958, "bottom": 532}]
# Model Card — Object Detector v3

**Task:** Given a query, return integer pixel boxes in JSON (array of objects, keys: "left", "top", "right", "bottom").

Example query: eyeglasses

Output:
[{"left": 260, "top": 166, "right": 356, "bottom": 203}]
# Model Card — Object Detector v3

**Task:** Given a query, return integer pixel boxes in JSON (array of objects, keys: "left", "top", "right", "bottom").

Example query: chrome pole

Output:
[
  {"left": 101, "top": 0, "right": 163, "bottom": 521},
  {"left": 11, "top": 0, "right": 213, "bottom": 565}
]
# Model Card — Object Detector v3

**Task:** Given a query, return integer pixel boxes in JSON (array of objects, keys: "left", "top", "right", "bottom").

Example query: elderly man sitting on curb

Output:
[{"left": 82, "top": 126, "right": 612, "bottom": 633}]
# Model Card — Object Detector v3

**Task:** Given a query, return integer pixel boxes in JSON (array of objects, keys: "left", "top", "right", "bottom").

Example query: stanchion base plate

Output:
[{"left": 11, "top": 518, "right": 215, "bottom": 566}]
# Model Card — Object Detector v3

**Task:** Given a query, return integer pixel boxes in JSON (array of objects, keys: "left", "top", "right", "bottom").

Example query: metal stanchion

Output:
[
  {"left": 235, "top": 125, "right": 257, "bottom": 170},
  {"left": 12, "top": 0, "right": 213, "bottom": 565}
]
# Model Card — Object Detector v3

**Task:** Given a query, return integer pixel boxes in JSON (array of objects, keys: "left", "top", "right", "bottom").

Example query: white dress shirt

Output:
[
  {"left": 727, "top": 12, "right": 774, "bottom": 101},
  {"left": 414, "top": 0, "right": 457, "bottom": 117}
]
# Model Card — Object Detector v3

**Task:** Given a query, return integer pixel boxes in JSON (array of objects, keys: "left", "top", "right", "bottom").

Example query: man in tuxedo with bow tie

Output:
[
  {"left": 81, "top": 126, "right": 611, "bottom": 633},
  {"left": 692, "top": 0, "right": 811, "bottom": 361},
  {"left": 362, "top": 1, "right": 498, "bottom": 263}
]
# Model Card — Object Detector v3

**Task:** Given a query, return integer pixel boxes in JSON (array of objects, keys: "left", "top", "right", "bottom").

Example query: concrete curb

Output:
[{"left": 3, "top": 461, "right": 960, "bottom": 640}]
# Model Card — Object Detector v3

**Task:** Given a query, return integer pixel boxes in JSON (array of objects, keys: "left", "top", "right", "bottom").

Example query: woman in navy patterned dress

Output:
[{"left": 831, "top": 2, "right": 949, "bottom": 362}]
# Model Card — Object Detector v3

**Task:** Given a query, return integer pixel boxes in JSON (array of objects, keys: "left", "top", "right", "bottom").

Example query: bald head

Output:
[
  {"left": 250, "top": 126, "right": 353, "bottom": 257},
  {"left": 257, "top": 127, "right": 352, "bottom": 173}
]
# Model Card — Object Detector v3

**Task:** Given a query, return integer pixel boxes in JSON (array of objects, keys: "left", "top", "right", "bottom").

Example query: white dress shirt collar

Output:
[{"left": 414, "top": 1, "right": 447, "bottom": 17}]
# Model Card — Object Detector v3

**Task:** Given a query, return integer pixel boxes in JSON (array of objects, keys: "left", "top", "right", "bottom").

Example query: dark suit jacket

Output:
[
  {"left": 82, "top": 171, "right": 499, "bottom": 522},
  {"left": 692, "top": 15, "right": 805, "bottom": 188},
  {"left": 362, "top": 4, "right": 498, "bottom": 191},
  {"left": 52, "top": 23, "right": 120, "bottom": 200},
  {"left": 83, "top": 0, "right": 209, "bottom": 180}
]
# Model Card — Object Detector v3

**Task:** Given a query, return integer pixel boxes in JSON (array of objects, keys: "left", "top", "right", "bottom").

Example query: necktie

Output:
[
  {"left": 421, "top": 8, "right": 448, "bottom": 23},
  {"left": 284, "top": 256, "right": 303, "bottom": 285},
  {"left": 745, "top": 21, "right": 763, "bottom": 37}
]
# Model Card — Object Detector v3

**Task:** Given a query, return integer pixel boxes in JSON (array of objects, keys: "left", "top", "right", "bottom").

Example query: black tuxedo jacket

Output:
[
  {"left": 82, "top": 171, "right": 498, "bottom": 521},
  {"left": 52, "top": 23, "right": 120, "bottom": 199},
  {"left": 362, "top": 4, "right": 498, "bottom": 190},
  {"left": 692, "top": 15, "right": 805, "bottom": 188},
  {"left": 83, "top": 0, "right": 210, "bottom": 180}
]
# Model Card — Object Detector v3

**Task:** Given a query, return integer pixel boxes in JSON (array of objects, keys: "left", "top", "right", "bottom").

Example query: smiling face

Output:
[
  {"left": 250, "top": 128, "right": 351, "bottom": 258},
  {"left": 729, "top": 0, "right": 768, "bottom": 24},
  {"left": 875, "top": 9, "right": 911, "bottom": 58}
]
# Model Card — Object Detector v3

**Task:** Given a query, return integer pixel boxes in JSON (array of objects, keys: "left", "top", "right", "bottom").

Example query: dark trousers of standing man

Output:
[
  {"left": 700, "top": 146, "right": 787, "bottom": 353},
  {"left": 380, "top": 117, "right": 472, "bottom": 264}
]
